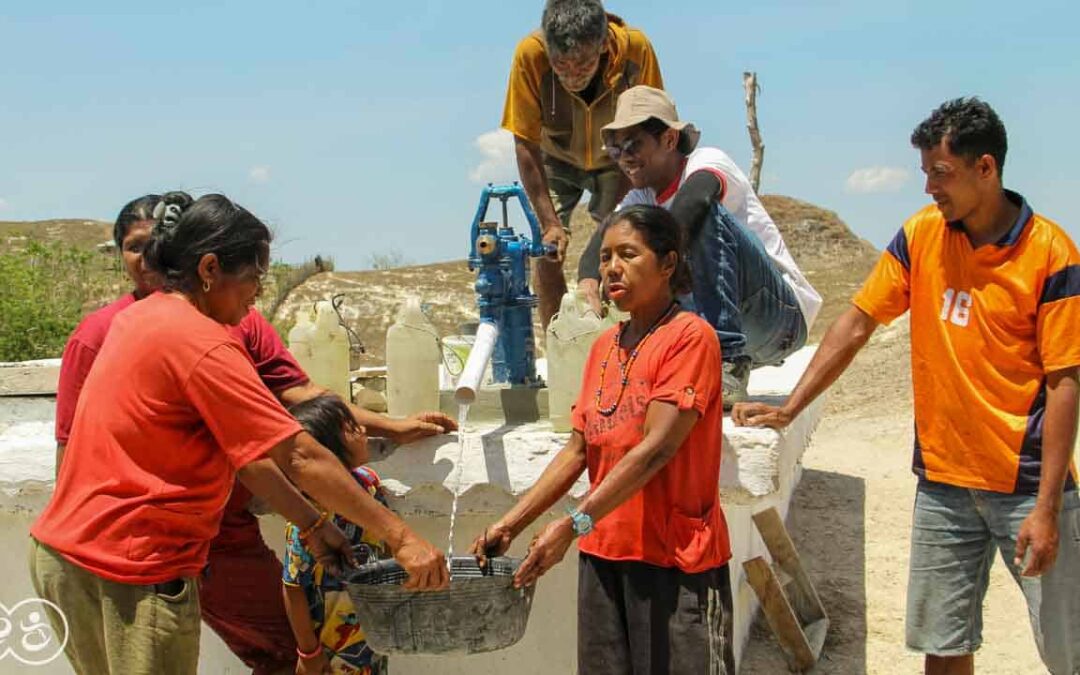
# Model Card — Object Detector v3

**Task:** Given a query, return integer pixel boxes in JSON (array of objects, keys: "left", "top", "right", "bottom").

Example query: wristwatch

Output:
[{"left": 567, "top": 508, "right": 594, "bottom": 537}]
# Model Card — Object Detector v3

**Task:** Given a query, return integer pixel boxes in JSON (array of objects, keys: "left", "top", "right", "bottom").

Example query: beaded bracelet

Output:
[{"left": 298, "top": 511, "right": 329, "bottom": 541}]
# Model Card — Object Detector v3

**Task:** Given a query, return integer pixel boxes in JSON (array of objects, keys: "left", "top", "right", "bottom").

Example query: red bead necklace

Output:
[{"left": 594, "top": 301, "right": 680, "bottom": 417}]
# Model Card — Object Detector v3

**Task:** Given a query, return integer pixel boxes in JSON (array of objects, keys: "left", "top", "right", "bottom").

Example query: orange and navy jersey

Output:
[{"left": 853, "top": 190, "right": 1080, "bottom": 494}]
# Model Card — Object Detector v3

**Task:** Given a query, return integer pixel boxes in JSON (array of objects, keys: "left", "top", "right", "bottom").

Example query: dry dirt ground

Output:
[{"left": 739, "top": 316, "right": 1049, "bottom": 674}]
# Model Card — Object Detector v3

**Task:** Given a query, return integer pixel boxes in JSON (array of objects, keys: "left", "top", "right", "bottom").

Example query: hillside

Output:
[
  {"left": 1, "top": 218, "right": 128, "bottom": 313},
  {"left": 1, "top": 218, "right": 113, "bottom": 252},
  {"left": 760, "top": 195, "right": 878, "bottom": 341},
  {"left": 274, "top": 195, "right": 882, "bottom": 366},
  {"left": 2, "top": 199, "right": 894, "bottom": 401}
]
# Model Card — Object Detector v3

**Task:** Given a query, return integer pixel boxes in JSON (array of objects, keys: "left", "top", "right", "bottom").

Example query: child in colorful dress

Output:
[{"left": 282, "top": 394, "right": 389, "bottom": 675}]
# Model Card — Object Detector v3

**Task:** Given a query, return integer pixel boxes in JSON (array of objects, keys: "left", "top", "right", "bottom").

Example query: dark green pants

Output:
[
  {"left": 578, "top": 553, "right": 735, "bottom": 675},
  {"left": 544, "top": 156, "right": 624, "bottom": 229},
  {"left": 29, "top": 538, "right": 201, "bottom": 675}
]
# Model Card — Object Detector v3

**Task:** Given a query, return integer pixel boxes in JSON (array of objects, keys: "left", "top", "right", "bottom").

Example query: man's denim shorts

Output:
[{"left": 906, "top": 479, "right": 1080, "bottom": 673}]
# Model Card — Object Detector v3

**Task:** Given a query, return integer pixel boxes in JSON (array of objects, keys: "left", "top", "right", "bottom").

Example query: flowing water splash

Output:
[{"left": 446, "top": 403, "right": 470, "bottom": 577}]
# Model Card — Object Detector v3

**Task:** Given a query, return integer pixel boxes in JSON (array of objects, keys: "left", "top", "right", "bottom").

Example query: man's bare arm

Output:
[
  {"left": 1015, "top": 366, "right": 1079, "bottom": 576},
  {"left": 732, "top": 305, "right": 879, "bottom": 428},
  {"left": 515, "top": 136, "right": 567, "bottom": 261}
]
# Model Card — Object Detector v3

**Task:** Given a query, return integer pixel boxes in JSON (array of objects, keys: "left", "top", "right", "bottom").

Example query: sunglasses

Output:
[{"left": 605, "top": 134, "right": 647, "bottom": 162}]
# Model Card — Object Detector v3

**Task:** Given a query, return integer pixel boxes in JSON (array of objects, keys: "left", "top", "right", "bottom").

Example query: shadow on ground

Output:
[{"left": 739, "top": 468, "right": 868, "bottom": 674}]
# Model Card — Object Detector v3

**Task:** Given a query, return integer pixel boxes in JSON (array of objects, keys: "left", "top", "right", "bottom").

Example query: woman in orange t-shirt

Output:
[
  {"left": 53, "top": 193, "right": 457, "bottom": 673},
  {"left": 29, "top": 191, "right": 448, "bottom": 675},
  {"left": 473, "top": 205, "right": 734, "bottom": 674}
]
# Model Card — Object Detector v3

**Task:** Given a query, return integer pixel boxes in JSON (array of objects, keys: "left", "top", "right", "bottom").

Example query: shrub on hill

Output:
[{"left": 0, "top": 241, "right": 116, "bottom": 361}]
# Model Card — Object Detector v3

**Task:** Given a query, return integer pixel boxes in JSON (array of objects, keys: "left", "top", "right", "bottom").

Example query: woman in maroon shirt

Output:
[{"left": 56, "top": 194, "right": 455, "bottom": 674}]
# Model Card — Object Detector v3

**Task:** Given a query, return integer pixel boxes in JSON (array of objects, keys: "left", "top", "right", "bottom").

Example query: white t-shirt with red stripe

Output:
[{"left": 620, "top": 147, "right": 822, "bottom": 332}]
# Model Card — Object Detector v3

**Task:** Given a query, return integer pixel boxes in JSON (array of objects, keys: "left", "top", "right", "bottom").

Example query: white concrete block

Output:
[{"left": 0, "top": 396, "right": 56, "bottom": 490}]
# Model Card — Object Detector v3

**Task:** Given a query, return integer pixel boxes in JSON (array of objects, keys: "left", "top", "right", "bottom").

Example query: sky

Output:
[{"left": 2, "top": 1, "right": 1078, "bottom": 269}]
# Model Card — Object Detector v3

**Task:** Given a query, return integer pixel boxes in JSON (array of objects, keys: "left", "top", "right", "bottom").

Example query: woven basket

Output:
[{"left": 345, "top": 556, "right": 535, "bottom": 655}]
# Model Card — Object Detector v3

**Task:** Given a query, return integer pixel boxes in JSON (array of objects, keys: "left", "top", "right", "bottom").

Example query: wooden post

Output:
[
  {"left": 743, "top": 71, "right": 764, "bottom": 193},
  {"left": 742, "top": 506, "right": 829, "bottom": 671}
]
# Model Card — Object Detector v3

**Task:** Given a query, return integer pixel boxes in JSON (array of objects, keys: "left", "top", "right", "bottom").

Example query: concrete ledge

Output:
[
  {"left": 0, "top": 359, "right": 60, "bottom": 396},
  {"left": 376, "top": 348, "right": 821, "bottom": 515},
  {"left": 373, "top": 420, "right": 586, "bottom": 518},
  {"left": 0, "top": 396, "right": 56, "bottom": 493}
]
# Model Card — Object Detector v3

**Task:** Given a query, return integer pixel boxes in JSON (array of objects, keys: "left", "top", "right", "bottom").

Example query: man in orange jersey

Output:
[{"left": 734, "top": 98, "right": 1080, "bottom": 675}]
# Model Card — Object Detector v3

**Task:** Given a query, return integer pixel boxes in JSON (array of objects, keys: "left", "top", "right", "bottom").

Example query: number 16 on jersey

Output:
[{"left": 941, "top": 288, "right": 972, "bottom": 327}]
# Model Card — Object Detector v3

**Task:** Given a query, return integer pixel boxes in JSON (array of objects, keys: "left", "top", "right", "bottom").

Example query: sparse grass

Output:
[{"left": 0, "top": 241, "right": 124, "bottom": 360}]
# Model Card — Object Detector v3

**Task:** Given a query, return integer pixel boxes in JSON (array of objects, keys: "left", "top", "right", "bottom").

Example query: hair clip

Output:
[{"left": 152, "top": 201, "right": 183, "bottom": 225}]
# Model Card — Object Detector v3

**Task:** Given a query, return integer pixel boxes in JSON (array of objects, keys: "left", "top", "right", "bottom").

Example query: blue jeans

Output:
[
  {"left": 906, "top": 480, "right": 1080, "bottom": 673},
  {"left": 681, "top": 205, "right": 806, "bottom": 365}
]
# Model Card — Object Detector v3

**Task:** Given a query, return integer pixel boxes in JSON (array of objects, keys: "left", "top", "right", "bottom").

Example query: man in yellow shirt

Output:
[{"left": 501, "top": 0, "right": 662, "bottom": 329}]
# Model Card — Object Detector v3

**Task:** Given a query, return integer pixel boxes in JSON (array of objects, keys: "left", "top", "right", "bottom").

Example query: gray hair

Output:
[{"left": 542, "top": 0, "right": 607, "bottom": 57}]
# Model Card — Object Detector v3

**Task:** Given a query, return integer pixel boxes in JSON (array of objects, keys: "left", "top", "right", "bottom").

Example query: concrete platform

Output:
[
  {"left": 0, "top": 358, "right": 60, "bottom": 396},
  {"left": 0, "top": 347, "right": 822, "bottom": 674}
]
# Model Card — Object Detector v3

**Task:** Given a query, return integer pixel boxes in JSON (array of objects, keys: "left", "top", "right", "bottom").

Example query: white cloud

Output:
[
  {"left": 845, "top": 166, "right": 910, "bottom": 194},
  {"left": 0, "top": 198, "right": 8, "bottom": 210},
  {"left": 468, "top": 129, "right": 517, "bottom": 184},
  {"left": 248, "top": 166, "right": 272, "bottom": 184}
]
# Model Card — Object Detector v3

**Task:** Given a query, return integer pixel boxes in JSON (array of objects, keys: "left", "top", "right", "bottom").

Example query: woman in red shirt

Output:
[
  {"left": 31, "top": 191, "right": 448, "bottom": 675},
  {"left": 54, "top": 195, "right": 158, "bottom": 460},
  {"left": 53, "top": 194, "right": 455, "bottom": 673},
  {"left": 473, "top": 205, "right": 734, "bottom": 674}
]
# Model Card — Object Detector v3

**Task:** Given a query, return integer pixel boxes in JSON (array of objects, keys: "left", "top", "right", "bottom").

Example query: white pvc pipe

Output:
[{"left": 454, "top": 321, "right": 498, "bottom": 405}]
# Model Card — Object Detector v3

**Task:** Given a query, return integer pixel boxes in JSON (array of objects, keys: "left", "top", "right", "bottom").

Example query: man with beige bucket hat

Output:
[{"left": 577, "top": 85, "right": 822, "bottom": 404}]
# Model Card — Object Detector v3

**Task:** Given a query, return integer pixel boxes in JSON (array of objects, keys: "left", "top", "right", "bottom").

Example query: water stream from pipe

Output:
[{"left": 446, "top": 402, "right": 469, "bottom": 577}]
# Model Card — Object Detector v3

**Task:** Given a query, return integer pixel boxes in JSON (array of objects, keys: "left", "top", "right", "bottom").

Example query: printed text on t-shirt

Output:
[
  {"left": 584, "top": 390, "right": 648, "bottom": 444},
  {"left": 940, "top": 288, "right": 973, "bottom": 327}
]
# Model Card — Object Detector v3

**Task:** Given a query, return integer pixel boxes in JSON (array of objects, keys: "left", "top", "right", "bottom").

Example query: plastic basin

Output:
[{"left": 344, "top": 556, "right": 535, "bottom": 655}]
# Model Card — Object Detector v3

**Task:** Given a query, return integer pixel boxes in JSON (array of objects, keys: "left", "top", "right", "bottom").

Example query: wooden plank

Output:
[
  {"left": 0, "top": 363, "right": 60, "bottom": 396},
  {"left": 746, "top": 507, "right": 830, "bottom": 670},
  {"left": 754, "top": 507, "right": 827, "bottom": 625},
  {"left": 743, "top": 556, "right": 816, "bottom": 671}
]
